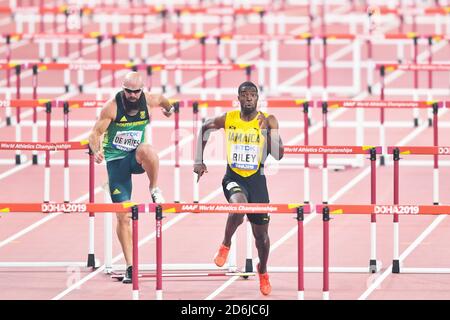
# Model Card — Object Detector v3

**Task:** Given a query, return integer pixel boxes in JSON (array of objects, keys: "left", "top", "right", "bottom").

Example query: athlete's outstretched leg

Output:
[
  {"left": 214, "top": 192, "right": 247, "bottom": 267},
  {"left": 116, "top": 212, "right": 132, "bottom": 265},
  {"left": 251, "top": 223, "right": 270, "bottom": 273},
  {"left": 252, "top": 221, "right": 271, "bottom": 295},
  {"left": 222, "top": 192, "right": 248, "bottom": 246}
]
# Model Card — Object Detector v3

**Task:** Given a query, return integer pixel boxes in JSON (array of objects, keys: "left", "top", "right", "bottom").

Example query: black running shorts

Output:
[{"left": 222, "top": 167, "right": 270, "bottom": 225}]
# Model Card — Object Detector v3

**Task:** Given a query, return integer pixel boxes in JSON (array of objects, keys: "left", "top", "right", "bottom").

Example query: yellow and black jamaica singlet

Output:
[
  {"left": 103, "top": 92, "right": 150, "bottom": 162},
  {"left": 225, "top": 110, "right": 268, "bottom": 178}
]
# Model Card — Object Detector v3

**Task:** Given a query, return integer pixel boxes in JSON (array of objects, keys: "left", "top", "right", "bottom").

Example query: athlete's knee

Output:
[
  {"left": 229, "top": 192, "right": 247, "bottom": 203},
  {"left": 255, "top": 233, "right": 270, "bottom": 248},
  {"left": 137, "top": 144, "right": 159, "bottom": 163},
  {"left": 257, "top": 231, "right": 269, "bottom": 242},
  {"left": 253, "top": 225, "right": 270, "bottom": 244},
  {"left": 228, "top": 212, "right": 245, "bottom": 225},
  {"left": 116, "top": 212, "right": 131, "bottom": 225}
]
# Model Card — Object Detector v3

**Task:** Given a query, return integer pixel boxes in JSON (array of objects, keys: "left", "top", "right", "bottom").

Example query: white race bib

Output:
[
  {"left": 230, "top": 144, "right": 259, "bottom": 170},
  {"left": 112, "top": 130, "right": 143, "bottom": 152}
]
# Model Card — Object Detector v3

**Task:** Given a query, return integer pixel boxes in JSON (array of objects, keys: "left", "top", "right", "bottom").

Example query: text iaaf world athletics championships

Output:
[
  {"left": 0, "top": 143, "right": 72, "bottom": 150},
  {"left": 180, "top": 204, "right": 281, "bottom": 213},
  {"left": 285, "top": 146, "right": 356, "bottom": 153}
]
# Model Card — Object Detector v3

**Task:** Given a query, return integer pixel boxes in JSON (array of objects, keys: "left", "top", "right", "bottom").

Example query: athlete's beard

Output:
[
  {"left": 242, "top": 105, "right": 256, "bottom": 116},
  {"left": 124, "top": 96, "right": 140, "bottom": 113}
]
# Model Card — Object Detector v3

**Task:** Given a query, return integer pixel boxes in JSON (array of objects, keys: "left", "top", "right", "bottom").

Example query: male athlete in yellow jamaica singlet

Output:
[
  {"left": 193, "top": 81, "right": 284, "bottom": 295},
  {"left": 89, "top": 71, "right": 174, "bottom": 284}
]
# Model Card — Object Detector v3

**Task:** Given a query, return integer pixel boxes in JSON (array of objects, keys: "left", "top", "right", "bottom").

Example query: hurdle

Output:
[
  {"left": 186, "top": 99, "right": 312, "bottom": 273},
  {"left": 316, "top": 100, "right": 365, "bottom": 169},
  {"left": 2, "top": 31, "right": 363, "bottom": 98},
  {"left": 320, "top": 100, "right": 445, "bottom": 166},
  {"left": 0, "top": 141, "right": 99, "bottom": 269},
  {"left": 284, "top": 145, "right": 381, "bottom": 275},
  {"left": 388, "top": 146, "right": 450, "bottom": 273},
  {"left": 366, "top": 34, "right": 447, "bottom": 98},
  {"left": 377, "top": 63, "right": 450, "bottom": 127},
  {"left": 259, "top": 33, "right": 361, "bottom": 98},
  {"left": 101, "top": 100, "right": 242, "bottom": 273},
  {"left": 150, "top": 203, "right": 311, "bottom": 300},
  {"left": 315, "top": 203, "right": 450, "bottom": 300},
  {"left": 186, "top": 99, "right": 311, "bottom": 202},
  {"left": 0, "top": 99, "right": 105, "bottom": 167},
  {"left": 324, "top": 5, "right": 450, "bottom": 36},
  {"left": 0, "top": 62, "right": 255, "bottom": 98},
  {"left": 0, "top": 201, "right": 140, "bottom": 299},
  {"left": 11, "top": 30, "right": 448, "bottom": 103}
]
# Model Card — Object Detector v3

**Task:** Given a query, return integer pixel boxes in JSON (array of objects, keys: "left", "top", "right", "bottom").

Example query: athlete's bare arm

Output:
[
  {"left": 258, "top": 113, "right": 284, "bottom": 160},
  {"left": 88, "top": 100, "right": 116, "bottom": 164},
  {"left": 145, "top": 92, "right": 174, "bottom": 118},
  {"left": 193, "top": 113, "right": 226, "bottom": 181}
]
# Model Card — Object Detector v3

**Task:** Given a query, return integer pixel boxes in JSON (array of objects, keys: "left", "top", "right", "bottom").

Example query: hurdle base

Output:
[
  {"left": 0, "top": 262, "right": 92, "bottom": 268},
  {"left": 398, "top": 267, "right": 450, "bottom": 274},
  {"left": 109, "top": 265, "right": 378, "bottom": 275},
  {"left": 245, "top": 258, "right": 253, "bottom": 273},
  {"left": 87, "top": 254, "right": 97, "bottom": 268},
  {"left": 392, "top": 260, "right": 400, "bottom": 273},
  {"left": 106, "top": 263, "right": 236, "bottom": 273},
  {"left": 369, "top": 259, "right": 378, "bottom": 273},
  {"left": 268, "top": 266, "right": 372, "bottom": 273}
]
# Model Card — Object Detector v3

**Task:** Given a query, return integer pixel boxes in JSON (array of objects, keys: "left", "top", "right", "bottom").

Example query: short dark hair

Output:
[{"left": 238, "top": 81, "right": 258, "bottom": 95}]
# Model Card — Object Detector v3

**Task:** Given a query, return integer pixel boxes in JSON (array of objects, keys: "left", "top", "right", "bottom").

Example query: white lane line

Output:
[
  {"left": 203, "top": 21, "right": 448, "bottom": 301},
  {"left": 0, "top": 18, "right": 251, "bottom": 245},
  {"left": 358, "top": 214, "right": 447, "bottom": 300},
  {"left": 50, "top": 36, "right": 360, "bottom": 296},
  {"left": 204, "top": 128, "right": 419, "bottom": 299},
  {"left": 0, "top": 126, "right": 199, "bottom": 248},
  {"left": 0, "top": 185, "right": 103, "bottom": 249},
  {"left": 205, "top": 108, "right": 448, "bottom": 300},
  {"left": 4, "top": 3, "right": 446, "bottom": 300},
  {"left": 48, "top": 75, "right": 350, "bottom": 300},
  {"left": 51, "top": 187, "right": 224, "bottom": 300},
  {"left": 205, "top": 212, "right": 318, "bottom": 300}
]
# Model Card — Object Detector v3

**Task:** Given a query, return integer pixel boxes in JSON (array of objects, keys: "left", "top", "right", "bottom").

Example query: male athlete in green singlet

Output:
[{"left": 89, "top": 71, "right": 173, "bottom": 283}]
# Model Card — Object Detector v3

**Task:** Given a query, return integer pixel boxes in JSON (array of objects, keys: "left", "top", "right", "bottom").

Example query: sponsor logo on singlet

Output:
[{"left": 230, "top": 144, "right": 259, "bottom": 170}]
